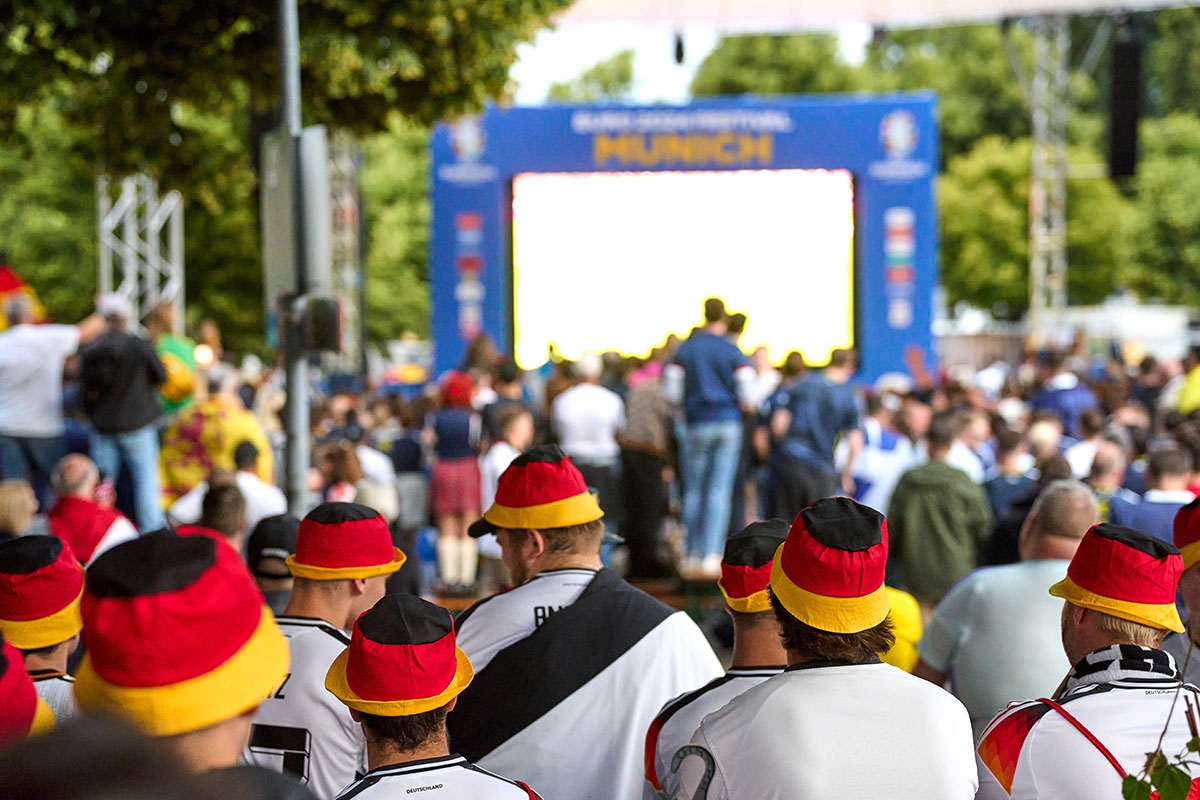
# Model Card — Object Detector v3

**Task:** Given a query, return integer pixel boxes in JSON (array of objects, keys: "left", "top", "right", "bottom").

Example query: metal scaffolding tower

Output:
[
  {"left": 97, "top": 175, "right": 184, "bottom": 333},
  {"left": 1028, "top": 15, "right": 1071, "bottom": 339}
]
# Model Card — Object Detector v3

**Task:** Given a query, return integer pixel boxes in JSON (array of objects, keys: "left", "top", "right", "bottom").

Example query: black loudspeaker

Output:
[
  {"left": 1109, "top": 32, "right": 1142, "bottom": 179},
  {"left": 305, "top": 297, "right": 343, "bottom": 352}
]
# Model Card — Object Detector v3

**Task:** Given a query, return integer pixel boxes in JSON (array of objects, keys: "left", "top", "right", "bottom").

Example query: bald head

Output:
[
  {"left": 51, "top": 455, "right": 100, "bottom": 500},
  {"left": 1020, "top": 479, "right": 1099, "bottom": 561}
]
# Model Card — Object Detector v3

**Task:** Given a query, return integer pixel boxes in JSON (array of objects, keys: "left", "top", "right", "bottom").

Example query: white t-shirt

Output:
[
  {"left": 356, "top": 445, "right": 396, "bottom": 485},
  {"left": 550, "top": 383, "right": 625, "bottom": 461},
  {"left": 0, "top": 324, "right": 80, "bottom": 436},
  {"left": 479, "top": 441, "right": 520, "bottom": 513},
  {"left": 644, "top": 667, "right": 782, "bottom": 800},
  {"left": 679, "top": 662, "right": 978, "bottom": 799},
  {"left": 32, "top": 671, "right": 79, "bottom": 724},
  {"left": 245, "top": 617, "right": 366, "bottom": 800},
  {"left": 335, "top": 755, "right": 542, "bottom": 800},
  {"left": 169, "top": 470, "right": 288, "bottom": 535},
  {"left": 917, "top": 560, "right": 1073, "bottom": 740}
]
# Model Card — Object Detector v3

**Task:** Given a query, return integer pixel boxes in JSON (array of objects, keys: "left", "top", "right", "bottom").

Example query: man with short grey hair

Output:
[
  {"left": 46, "top": 454, "right": 137, "bottom": 564},
  {"left": 914, "top": 479, "right": 1100, "bottom": 738},
  {"left": 0, "top": 294, "right": 103, "bottom": 507}
]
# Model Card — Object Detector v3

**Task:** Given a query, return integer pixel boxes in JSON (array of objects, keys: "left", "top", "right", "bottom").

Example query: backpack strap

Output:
[{"left": 1037, "top": 697, "right": 1128, "bottom": 778}]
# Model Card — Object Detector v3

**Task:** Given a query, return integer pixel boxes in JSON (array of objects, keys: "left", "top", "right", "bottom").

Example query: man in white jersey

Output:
[
  {"left": 676, "top": 497, "right": 978, "bottom": 799},
  {"left": 977, "top": 523, "right": 1200, "bottom": 799},
  {"left": 246, "top": 502, "right": 406, "bottom": 799},
  {"left": 0, "top": 535, "right": 85, "bottom": 724},
  {"left": 73, "top": 532, "right": 289, "bottom": 772},
  {"left": 450, "top": 445, "right": 722, "bottom": 800},
  {"left": 644, "top": 519, "right": 788, "bottom": 800},
  {"left": 325, "top": 593, "right": 543, "bottom": 799}
]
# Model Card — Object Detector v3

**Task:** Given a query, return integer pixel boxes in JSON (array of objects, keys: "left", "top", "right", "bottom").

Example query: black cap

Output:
[{"left": 247, "top": 515, "right": 301, "bottom": 578}]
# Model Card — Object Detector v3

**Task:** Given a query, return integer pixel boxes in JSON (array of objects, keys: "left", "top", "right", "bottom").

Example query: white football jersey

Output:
[
  {"left": 31, "top": 671, "right": 79, "bottom": 723},
  {"left": 335, "top": 755, "right": 542, "bottom": 800},
  {"left": 244, "top": 617, "right": 366, "bottom": 800}
]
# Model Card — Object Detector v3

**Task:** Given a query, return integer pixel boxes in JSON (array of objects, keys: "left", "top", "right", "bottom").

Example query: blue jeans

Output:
[
  {"left": 90, "top": 424, "right": 164, "bottom": 532},
  {"left": 0, "top": 434, "right": 67, "bottom": 510},
  {"left": 681, "top": 419, "right": 743, "bottom": 559}
]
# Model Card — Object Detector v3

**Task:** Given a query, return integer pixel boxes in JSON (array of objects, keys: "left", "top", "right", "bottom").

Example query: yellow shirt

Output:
[
  {"left": 1180, "top": 365, "right": 1200, "bottom": 415},
  {"left": 160, "top": 395, "right": 275, "bottom": 505}
]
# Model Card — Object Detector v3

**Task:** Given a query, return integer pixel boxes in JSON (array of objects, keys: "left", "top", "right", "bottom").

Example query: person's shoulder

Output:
[{"left": 276, "top": 616, "right": 351, "bottom": 649}]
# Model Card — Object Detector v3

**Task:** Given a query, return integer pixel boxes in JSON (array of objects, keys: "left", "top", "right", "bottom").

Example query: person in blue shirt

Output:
[
  {"left": 664, "top": 298, "right": 755, "bottom": 575},
  {"left": 1028, "top": 351, "right": 1100, "bottom": 440},
  {"left": 769, "top": 348, "right": 862, "bottom": 523},
  {"left": 1111, "top": 445, "right": 1194, "bottom": 543}
]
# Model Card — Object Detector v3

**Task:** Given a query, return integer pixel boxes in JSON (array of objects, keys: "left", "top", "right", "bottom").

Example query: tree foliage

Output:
[
  {"left": 0, "top": 0, "right": 571, "bottom": 185},
  {"left": 547, "top": 49, "right": 635, "bottom": 102},
  {"left": 691, "top": 34, "right": 862, "bottom": 97}
]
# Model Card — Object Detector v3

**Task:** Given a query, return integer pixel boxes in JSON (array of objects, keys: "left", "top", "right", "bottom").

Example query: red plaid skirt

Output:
[{"left": 430, "top": 457, "right": 482, "bottom": 516}]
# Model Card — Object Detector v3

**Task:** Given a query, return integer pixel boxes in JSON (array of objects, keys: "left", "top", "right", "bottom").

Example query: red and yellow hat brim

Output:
[
  {"left": 770, "top": 543, "right": 891, "bottom": 634},
  {"left": 1181, "top": 541, "right": 1200, "bottom": 573},
  {"left": 286, "top": 547, "right": 406, "bottom": 581},
  {"left": 471, "top": 492, "right": 603, "bottom": 537},
  {"left": 325, "top": 645, "right": 473, "bottom": 716},
  {"left": 73, "top": 606, "right": 289, "bottom": 736},
  {"left": 0, "top": 584, "right": 84, "bottom": 651},
  {"left": 1049, "top": 575, "right": 1184, "bottom": 633},
  {"left": 720, "top": 586, "right": 772, "bottom": 614}
]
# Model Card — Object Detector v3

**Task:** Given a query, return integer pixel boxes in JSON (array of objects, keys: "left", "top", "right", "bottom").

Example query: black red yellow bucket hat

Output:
[
  {"left": 287, "top": 502, "right": 406, "bottom": 580},
  {"left": 0, "top": 536, "right": 84, "bottom": 651}
]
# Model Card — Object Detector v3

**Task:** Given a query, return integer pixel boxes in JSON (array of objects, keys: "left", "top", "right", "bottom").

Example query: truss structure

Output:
[{"left": 97, "top": 175, "right": 184, "bottom": 333}]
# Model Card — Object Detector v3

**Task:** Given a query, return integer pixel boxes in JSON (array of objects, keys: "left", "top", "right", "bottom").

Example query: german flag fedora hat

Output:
[
  {"left": 1175, "top": 497, "right": 1200, "bottom": 571},
  {"left": 0, "top": 536, "right": 84, "bottom": 650},
  {"left": 1050, "top": 523, "right": 1184, "bottom": 633},
  {"left": 769, "top": 497, "right": 891, "bottom": 635},
  {"left": 326, "top": 594, "right": 473, "bottom": 716},
  {"left": 719, "top": 519, "right": 789, "bottom": 614},
  {"left": 468, "top": 445, "right": 604, "bottom": 538},
  {"left": 73, "top": 533, "right": 289, "bottom": 736},
  {"left": 287, "top": 502, "right": 406, "bottom": 580}
]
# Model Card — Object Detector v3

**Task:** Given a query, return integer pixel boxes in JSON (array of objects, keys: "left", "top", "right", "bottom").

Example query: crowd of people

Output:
[{"left": 0, "top": 292, "right": 1199, "bottom": 798}]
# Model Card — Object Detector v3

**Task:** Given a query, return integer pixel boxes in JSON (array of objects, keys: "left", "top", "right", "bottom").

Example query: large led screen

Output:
[{"left": 511, "top": 169, "right": 855, "bottom": 369}]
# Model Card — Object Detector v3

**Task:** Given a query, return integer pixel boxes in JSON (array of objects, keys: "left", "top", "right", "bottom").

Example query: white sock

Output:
[
  {"left": 460, "top": 537, "right": 479, "bottom": 586},
  {"left": 437, "top": 537, "right": 462, "bottom": 586}
]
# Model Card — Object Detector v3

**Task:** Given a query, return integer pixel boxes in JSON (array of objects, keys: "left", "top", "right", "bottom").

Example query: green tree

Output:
[
  {"left": 1125, "top": 114, "right": 1200, "bottom": 305},
  {"left": 547, "top": 49, "right": 635, "bottom": 102},
  {"left": 361, "top": 114, "right": 430, "bottom": 343},
  {"left": 1, "top": 1, "right": 571, "bottom": 185},
  {"left": 691, "top": 34, "right": 863, "bottom": 97},
  {"left": 940, "top": 135, "right": 1134, "bottom": 317},
  {"left": 1146, "top": 8, "right": 1200, "bottom": 117}
]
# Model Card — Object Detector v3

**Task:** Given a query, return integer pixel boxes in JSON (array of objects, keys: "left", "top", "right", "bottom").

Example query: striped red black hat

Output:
[
  {"left": 326, "top": 594, "right": 473, "bottom": 716},
  {"left": 73, "top": 532, "right": 289, "bottom": 736},
  {"left": 0, "top": 536, "right": 84, "bottom": 650},
  {"left": 287, "top": 502, "right": 406, "bottom": 580},
  {"left": 719, "top": 520, "right": 789, "bottom": 614},
  {"left": 1050, "top": 523, "right": 1184, "bottom": 633},
  {"left": 1174, "top": 498, "right": 1200, "bottom": 571},
  {"left": 469, "top": 445, "right": 604, "bottom": 538},
  {"left": 769, "top": 497, "right": 891, "bottom": 634}
]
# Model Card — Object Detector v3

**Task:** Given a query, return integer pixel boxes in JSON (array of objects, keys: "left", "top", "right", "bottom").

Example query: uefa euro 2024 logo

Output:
[
  {"left": 880, "top": 111, "right": 918, "bottom": 159},
  {"left": 451, "top": 117, "right": 486, "bottom": 163}
]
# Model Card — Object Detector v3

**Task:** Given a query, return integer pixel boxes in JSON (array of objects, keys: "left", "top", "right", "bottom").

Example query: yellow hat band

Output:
[
  {"left": 769, "top": 559, "right": 891, "bottom": 634},
  {"left": 1181, "top": 541, "right": 1200, "bottom": 572},
  {"left": 483, "top": 492, "right": 603, "bottom": 532},
  {"left": 74, "top": 606, "right": 290, "bottom": 737},
  {"left": 286, "top": 548, "right": 406, "bottom": 581},
  {"left": 325, "top": 646, "right": 474, "bottom": 716},
  {"left": 0, "top": 586, "right": 84, "bottom": 651},
  {"left": 1049, "top": 575, "right": 1185, "bottom": 634},
  {"left": 719, "top": 583, "right": 772, "bottom": 614}
]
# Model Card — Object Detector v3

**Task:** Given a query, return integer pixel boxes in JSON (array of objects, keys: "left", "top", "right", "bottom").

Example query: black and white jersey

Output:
[
  {"left": 30, "top": 670, "right": 78, "bottom": 724},
  {"left": 450, "top": 568, "right": 723, "bottom": 800},
  {"left": 244, "top": 617, "right": 366, "bottom": 800},
  {"left": 335, "top": 755, "right": 542, "bottom": 800},
  {"left": 642, "top": 667, "right": 784, "bottom": 800}
]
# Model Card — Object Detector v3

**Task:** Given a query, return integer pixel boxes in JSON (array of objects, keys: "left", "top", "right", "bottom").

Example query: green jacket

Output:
[{"left": 887, "top": 460, "right": 994, "bottom": 604}]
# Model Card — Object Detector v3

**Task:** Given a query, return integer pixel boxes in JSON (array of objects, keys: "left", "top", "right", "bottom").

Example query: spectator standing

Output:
[
  {"left": 551, "top": 353, "right": 625, "bottom": 543},
  {"left": 46, "top": 454, "right": 137, "bottom": 564},
  {"left": 770, "top": 348, "right": 862, "bottom": 523},
  {"left": 0, "top": 294, "right": 103, "bottom": 507},
  {"left": 840, "top": 392, "right": 916, "bottom": 515},
  {"left": 426, "top": 372, "right": 482, "bottom": 595},
  {"left": 664, "top": 298, "right": 755, "bottom": 574},
  {"left": 618, "top": 353, "right": 676, "bottom": 578},
  {"left": 984, "top": 427, "right": 1037, "bottom": 524},
  {"left": 1064, "top": 408, "right": 1105, "bottom": 479},
  {"left": 975, "top": 524, "right": 1196, "bottom": 798},
  {"left": 1087, "top": 439, "right": 1139, "bottom": 522},
  {"left": 168, "top": 441, "right": 286, "bottom": 536},
  {"left": 914, "top": 480, "right": 1098, "bottom": 739},
  {"left": 146, "top": 301, "right": 197, "bottom": 418},
  {"left": 1028, "top": 351, "right": 1099, "bottom": 439},
  {"left": 160, "top": 365, "right": 275, "bottom": 508},
  {"left": 79, "top": 294, "right": 166, "bottom": 531},
  {"left": 245, "top": 514, "right": 300, "bottom": 616},
  {"left": 1110, "top": 446, "right": 1195, "bottom": 543},
  {"left": 451, "top": 447, "right": 721, "bottom": 800},
  {"left": 676, "top": 498, "right": 977, "bottom": 799},
  {"left": 888, "top": 410, "right": 994, "bottom": 607}
]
